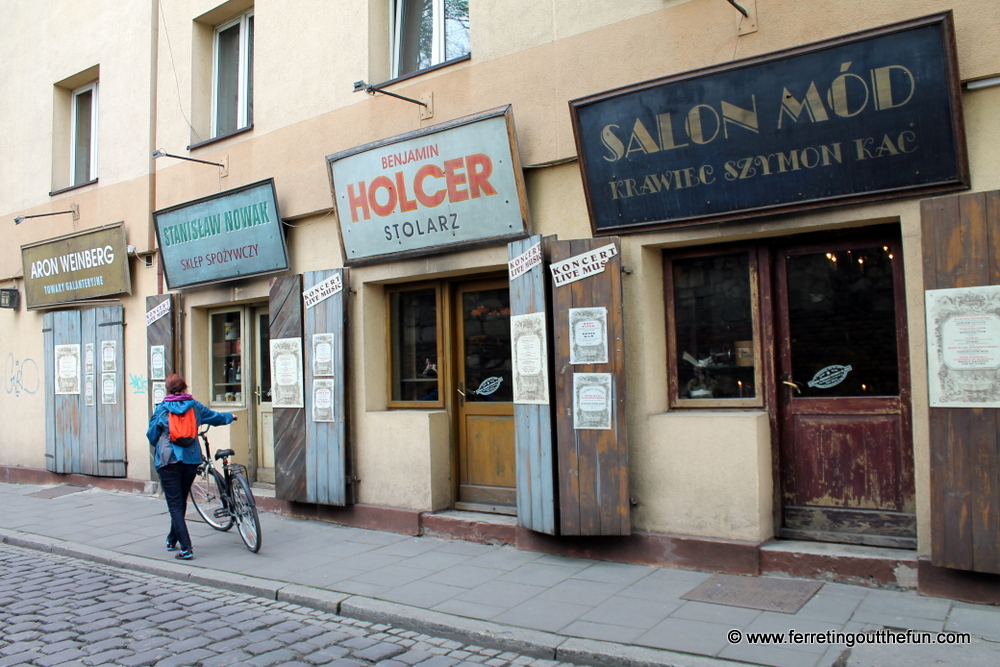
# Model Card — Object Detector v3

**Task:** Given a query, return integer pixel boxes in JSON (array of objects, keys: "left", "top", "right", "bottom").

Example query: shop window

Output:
[
  {"left": 213, "top": 9, "right": 254, "bottom": 137},
  {"left": 388, "top": 285, "right": 444, "bottom": 407},
  {"left": 391, "top": 0, "right": 469, "bottom": 78},
  {"left": 210, "top": 310, "right": 245, "bottom": 406},
  {"left": 71, "top": 83, "right": 98, "bottom": 185},
  {"left": 665, "top": 249, "right": 763, "bottom": 408}
]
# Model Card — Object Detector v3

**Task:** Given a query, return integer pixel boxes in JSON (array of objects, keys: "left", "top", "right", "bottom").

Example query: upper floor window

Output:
[
  {"left": 213, "top": 10, "right": 254, "bottom": 137},
  {"left": 392, "top": 0, "right": 469, "bottom": 78},
  {"left": 71, "top": 83, "right": 98, "bottom": 185}
]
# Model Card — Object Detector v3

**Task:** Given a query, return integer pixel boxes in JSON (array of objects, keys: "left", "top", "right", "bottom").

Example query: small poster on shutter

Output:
[
  {"left": 926, "top": 285, "right": 1000, "bottom": 407},
  {"left": 511, "top": 312, "right": 548, "bottom": 405},
  {"left": 152, "top": 381, "right": 166, "bottom": 405},
  {"left": 312, "top": 378, "right": 335, "bottom": 422},
  {"left": 573, "top": 373, "right": 613, "bottom": 430},
  {"left": 569, "top": 307, "right": 608, "bottom": 364},
  {"left": 84, "top": 374, "right": 95, "bottom": 406},
  {"left": 84, "top": 343, "right": 95, "bottom": 375},
  {"left": 150, "top": 345, "right": 166, "bottom": 381},
  {"left": 312, "top": 333, "right": 335, "bottom": 377},
  {"left": 101, "top": 340, "right": 117, "bottom": 373},
  {"left": 101, "top": 372, "right": 117, "bottom": 405},
  {"left": 270, "top": 337, "right": 304, "bottom": 408},
  {"left": 55, "top": 344, "right": 81, "bottom": 395}
]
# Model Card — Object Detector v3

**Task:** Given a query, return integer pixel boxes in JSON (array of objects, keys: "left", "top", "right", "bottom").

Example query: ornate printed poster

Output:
[
  {"left": 511, "top": 312, "right": 549, "bottom": 405},
  {"left": 312, "top": 333, "right": 335, "bottom": 377},
  {"left": 569, "top": 307, "right": 609, "bottom": 365},
  {"left": 150, "top": 345, "right": 166, "bottom": 381},
  {"left": 270, "top": 337, "right": 304, "bottom": 408},
  {"left": 926, "top": 285, "right": 1000, "bottom": 407},
  {"left": 84, "top": 375, "right": 95, "bottom": 406},
  {"left": 101, "top": 340, "right": 117, "bottom": 372},
  {"left": 312, "top": 379, "right": 335, "bottom": 422},
  {"left": 152, "top": 381, "right": 166, "bottom": 405},
  {"left": 573, "top": 373, "right": 613, "bottom": 430},
  {"left": 84, "top": 343, "right": 95, "bottom": 375},
  {"left": 54, "top": 344, "right": 81, "bottom": 395},
  {"left": 101, "top": 372, "right": 117, "bottom": 405}
]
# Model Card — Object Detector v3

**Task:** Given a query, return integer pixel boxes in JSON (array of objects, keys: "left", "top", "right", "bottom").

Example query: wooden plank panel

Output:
[
  {"left": 43, "top": 313, "right": 56, "bottom": 472},
  {"left": 270, "top": 275, "right": 307, "bottom": 502},
  {"left": 550, "top": 237, "right": 629, "bottom": 536},
  {"left": 508, "top": 235, "right": 557, "bottom": 535},
  {"left": 79, "top": 308, "right": 98, "bottom": 476},
  {"left": 303, "top": 269, "right": 350, "bottom": 506},
  {"left": 96, "top": 306, "right": 126, "bottom": 477},
  {"left": 146, "top": 295, "right": 177, "bottom": 415},
  {"left": 52, "top": 310, "right": 82, "bottom": 474}
]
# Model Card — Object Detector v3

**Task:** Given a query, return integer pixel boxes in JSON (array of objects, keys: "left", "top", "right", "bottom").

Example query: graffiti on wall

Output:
[
  {"left": 128, "top": 373, "right": 147, "bottom": 394},
  {"left": 5, "top": 353, "right": 39, "bottom": 397}
]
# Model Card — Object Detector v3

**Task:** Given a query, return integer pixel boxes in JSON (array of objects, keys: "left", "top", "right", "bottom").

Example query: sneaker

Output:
[
  {"left": 166, "top": 541, "right": 177, "bottom": 552},
  {"left": 175, "top": 549, "right": 194, "bottom": 560}
]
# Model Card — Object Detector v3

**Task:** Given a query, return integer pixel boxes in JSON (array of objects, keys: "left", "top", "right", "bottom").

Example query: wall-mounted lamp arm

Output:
[
  {"left": 353, "top": 80, "right": 427, "bottom": 108},
  {"left": 726, "top": 0, "right": 750, "bottom": 18},
  {"left": 14, "top": 204, "right": 79, "bottom": 225},
  {"left": 152, "top": 149, "right": 225, "bottom": 168}
]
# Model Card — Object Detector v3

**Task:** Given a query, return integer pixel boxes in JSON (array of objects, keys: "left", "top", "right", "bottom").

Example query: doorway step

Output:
[
  {"left": 420, "top": 509, "right": 518, "bottom": 546},
  {"left": 760, "top": 539, "right": 918, "bottom": 590}
]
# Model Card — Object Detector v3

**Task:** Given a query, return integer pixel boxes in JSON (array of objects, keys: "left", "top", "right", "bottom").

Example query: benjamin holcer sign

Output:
[
  {"left": 328, "top": 106, "right": 529, "bottom": 265},
  {"left": 153, "top": 179, "right": 289, "bottom": 289},
  {"left": 570, "top": 13, "right": 968, "bottom": 234}
]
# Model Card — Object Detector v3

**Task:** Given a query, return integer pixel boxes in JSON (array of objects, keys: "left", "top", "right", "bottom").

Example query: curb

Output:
[{"left": 0, "top": 527, "right": 738, "bottom": 667}]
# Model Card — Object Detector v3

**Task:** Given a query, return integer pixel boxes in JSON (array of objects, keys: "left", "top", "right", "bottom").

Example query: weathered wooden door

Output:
[
  {"left": 252, "top": 306, "right": 275, "bottom": 484},
  {"left": 454, "top": 279, "right": 516, "bottom": 512},
  {"left": 775, "top": 235, "right": 915, "bottom": 547}
]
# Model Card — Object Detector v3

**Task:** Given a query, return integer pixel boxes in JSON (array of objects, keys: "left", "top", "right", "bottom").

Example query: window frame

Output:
[
  {"left": 664, "top": 245, "right": 766, "bottom": 410},
  {"left": 211, "top": 10, "right": 254, "bottom": 138},
  {"left": 70, "top": 82, "right": 98, "bottom": 186},
  {"left": 208, "top": 307, "right": 247, "bottom": 408},
  {"left": 390, "top": 0, "right": 470, "bottom": 79},
  {"left": 385, "top": 281, "right": 447, "bottom": 410}
]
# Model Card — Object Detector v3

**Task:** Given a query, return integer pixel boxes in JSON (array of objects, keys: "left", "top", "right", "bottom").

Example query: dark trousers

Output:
[{"left": 158, "top": 463, "right": 199, "bottom": 551}]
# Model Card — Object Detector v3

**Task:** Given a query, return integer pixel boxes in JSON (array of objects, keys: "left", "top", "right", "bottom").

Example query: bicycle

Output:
[{"left": 189, "top": 425, "right": 262, "bottom": 553}]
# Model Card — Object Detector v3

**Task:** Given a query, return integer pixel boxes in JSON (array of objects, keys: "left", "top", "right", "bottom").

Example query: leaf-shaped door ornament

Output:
[{"left": 472, "top": 376, "right": 503, "bottom": 396}]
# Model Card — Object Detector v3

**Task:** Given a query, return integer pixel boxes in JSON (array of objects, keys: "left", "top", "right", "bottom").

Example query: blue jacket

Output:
[{"left": 146, "top": 393, "right": 235, "bottom": 469}]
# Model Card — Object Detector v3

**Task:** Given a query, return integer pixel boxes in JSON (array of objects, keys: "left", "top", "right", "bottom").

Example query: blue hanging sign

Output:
[
  {"left": 570, "top": 13, "right": 968, "bottom": 234},
  {"left": 153, "top": 179, "right": 289, "bottom": 289}
]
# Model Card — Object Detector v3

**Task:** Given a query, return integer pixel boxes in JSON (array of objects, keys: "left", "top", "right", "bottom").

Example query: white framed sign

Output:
[
  {"left": 55, "top": 344, "right": 81, "bottom": 395},
  {"left": 926, "top": 285, "right": 1000, "bottom": 407},
  {"left": 573, "top": 373, "right": 613, "bottom": 430},
  {"left": 511, "top": 312, "right": 549, "bottom": 405},
  {"left": 270, "top": 337, "right": 304, "bottom": 408},
  {"left": 569, "top": 307, "right": 608, "bottom": 365}
]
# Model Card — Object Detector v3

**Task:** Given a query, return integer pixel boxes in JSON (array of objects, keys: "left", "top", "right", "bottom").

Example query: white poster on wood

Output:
[
  {"left": 312, "top": 333, "right": 335, "bottom": 377},
  {"left": 926, "top": 285, "right": 1000, "bottom": 407},
  {"left": 55, "top": 344, "right": 81, "bottom": 395},
  {"left": 511, "top": 312, "right": 549, "bottom": 405},
  {"left": 569, "top": 307, "right": 608, "bottom": 365},
  {"left": 270, "top": 337, "right": 304, "bottom": 408},
  {"left": 573, "top": 373, "right": 613, "bottom": 430},
  {"left": 312, "top": 378, "right": 335, "bottom": 422}
]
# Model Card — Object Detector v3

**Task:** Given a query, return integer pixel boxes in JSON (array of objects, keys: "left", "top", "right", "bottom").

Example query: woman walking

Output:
[{"left": 146, "top": 374, "right": 236, "bottom": 560}]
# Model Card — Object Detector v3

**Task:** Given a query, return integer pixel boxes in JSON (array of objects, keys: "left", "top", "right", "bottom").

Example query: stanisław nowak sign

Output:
[
  {"left": 570, "top": 13, "right": 967, "bottom": 234},
  {"left": 328, "top": 106, "right": 529, "bottom": 265},
  {"left": 21, "top": 223, "right": 131, "bottom": 309},
  {"left": 153, "top": 179, "right": 289, "bottom": 289}
]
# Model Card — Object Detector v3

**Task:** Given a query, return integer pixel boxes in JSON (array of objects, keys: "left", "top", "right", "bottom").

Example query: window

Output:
[
  {"left": 388, "top": 286, "right": 443, "bottom": 406},
  {"left": 665, "top": 249, "right": 763, "bottom": 408},
  {"left": 210, "top": 310, "right": 245, "bottom": 406},
  {"left": 213, "top": 10, "right": 254, "bottom": 137},
  {"left": 392, "top": 0, "right": 469, "bottom": 78},
  {"left": 71, "top": 83, "right": 98, "bottom": 185}
]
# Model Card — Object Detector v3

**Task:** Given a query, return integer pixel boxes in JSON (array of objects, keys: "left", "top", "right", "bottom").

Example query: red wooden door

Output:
[{"left": 775, "top": 235, "right": 915, "bottom": 548}]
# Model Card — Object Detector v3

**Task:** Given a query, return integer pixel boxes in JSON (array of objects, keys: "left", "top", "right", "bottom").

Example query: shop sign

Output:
[
  {"left": 570, "top": 13, "right": 967, "bottom": 234},
  {"left": 153, "top": 179, "right": 289, "bottom": 289},
  {"left": 21, "top": 223, "right": 131, "bottom": 309},
  {"left": 328, "top": 106, "right": 529, "bottom": 265}
]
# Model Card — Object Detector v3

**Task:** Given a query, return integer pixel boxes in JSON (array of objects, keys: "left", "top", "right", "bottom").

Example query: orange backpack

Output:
[{"left": 168, "top": 407, "right": 198, "bottom": 447}]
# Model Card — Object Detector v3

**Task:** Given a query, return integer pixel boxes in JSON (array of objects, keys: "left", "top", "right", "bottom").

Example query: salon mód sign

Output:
[
  {"left": 570, "top": 13, "right": 967, "bottom": 233},
  {"left": 328, "top": 106, "right": 529, "bottom": 265}
]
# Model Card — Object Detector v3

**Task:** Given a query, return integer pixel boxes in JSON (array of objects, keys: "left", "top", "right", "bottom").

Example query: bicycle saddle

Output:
[{"left": 214, "top": 449, "right": 235, "bottom": 460}]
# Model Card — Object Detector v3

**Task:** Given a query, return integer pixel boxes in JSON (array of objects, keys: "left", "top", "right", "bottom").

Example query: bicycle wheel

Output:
[
  {"left": 190, "top": 466, "right": 234, "bottom": 531},
  {"left": 231, "top": 473, "right": 262, "bottom": 552}
]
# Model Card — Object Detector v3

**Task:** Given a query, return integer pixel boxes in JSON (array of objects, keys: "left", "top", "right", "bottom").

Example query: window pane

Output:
[
  {"left": 461, "top": 288, "right": 512, "bottom": 402},
  {"left": 397, "top": 0, "right": 433, "bottom": 76},
  {"left": 73, "top": 89, "right": 93, "bottom": 184},
  {"left": 215, "top": 22, "right": 241, "bottom": 135},
  {"left": 786, "top": 247, "right": 899, "bottom": 397},
  {"left": 246, "top": 15, "right": 254, "bottom": 127},
  {"left": 390, "top": 289, "right": 439, "bottom": 402},
  {"left": 444, "top": 0, "right": 470, "bottom": 62},
  {"left": 673, "top": 253, "right": 756, "bottom": 399},
  {"left": 211, "top": 312, "right": 243, "bottom": 404}
]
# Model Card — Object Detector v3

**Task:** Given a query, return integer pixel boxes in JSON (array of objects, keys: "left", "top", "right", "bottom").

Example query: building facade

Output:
[{"left": 2, "top": 0, "right": 999, "bottom": 600}]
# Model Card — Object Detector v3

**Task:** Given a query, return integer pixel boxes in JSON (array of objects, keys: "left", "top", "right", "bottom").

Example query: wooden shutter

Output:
[
  {"left": 303, "top": 269, "right": 352, "bottom": 505},
  {"left": 269, "top": 274, "right": 307, "bottom": 502},
  {"left": 922, "top": 190, "right": 1000, "bottom": 574},
  {"left": 145, "top": 294, "right": 179, "bottom": 415},
  {"left": 43, "top": 305, "right": 126, "bottom": 477},
  {"left": 508, "top": 236, "right": 557, "bottom": 535},
  {"left": 549, "top": 237, "right": 629, "bottom": 536}
]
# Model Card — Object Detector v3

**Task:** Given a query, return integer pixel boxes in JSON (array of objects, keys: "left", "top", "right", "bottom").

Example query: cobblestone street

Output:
[{"left": 0, "top": 544, "right": 587, "bottom": 667}]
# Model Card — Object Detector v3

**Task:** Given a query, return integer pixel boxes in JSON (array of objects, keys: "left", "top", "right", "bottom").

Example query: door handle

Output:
[
  {"left": 782, "top": 380, "right": 802, "bottom": 394},
  {"left": 457, "top": 382, "right": 465, "bottom": 406}
]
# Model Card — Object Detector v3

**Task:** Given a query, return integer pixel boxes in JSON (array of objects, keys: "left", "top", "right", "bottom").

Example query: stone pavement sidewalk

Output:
[{"left": 1, "top": 481, "right": 998, "bottom": 667}]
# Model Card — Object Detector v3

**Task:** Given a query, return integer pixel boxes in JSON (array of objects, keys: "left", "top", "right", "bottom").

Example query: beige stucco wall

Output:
[{"left": 2, "top": 0, "right": 999, "bottom": 556}]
